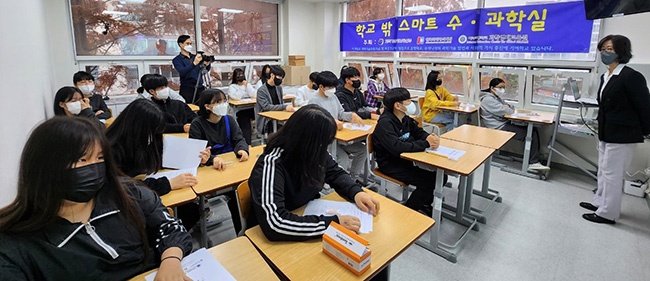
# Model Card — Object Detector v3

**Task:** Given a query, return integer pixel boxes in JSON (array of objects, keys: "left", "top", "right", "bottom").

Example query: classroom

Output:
[{"left": 1, "top": 0, "right": 650, "bottom": 280}]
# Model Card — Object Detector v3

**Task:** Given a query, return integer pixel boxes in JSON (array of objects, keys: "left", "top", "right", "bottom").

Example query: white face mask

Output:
[
  {"left": 324, "top": 88, "right": 336, "bottom": 97},
  {"left": 212, "top": 102, "right": 229, "bottom": 116},
  {"left": 401, "top": 102, "right": 416, "bottom": 115},
  {"left": 66, "top": 101, "right": 82, "bottom": 115},
  {"left": 495, "top": 88, "right": 506, "bottom": 95},
  {"left": 377, "top": 73, "right": 385, "bottom": 80},
  {"left": 183, "top": 45, "right": 193, "bottom": 53},
  {"left": 78, "top": 84, "right": 94, "bottom": 96},
  {"left": 155, "top": 88, "right": 170, "bottom": 100}
]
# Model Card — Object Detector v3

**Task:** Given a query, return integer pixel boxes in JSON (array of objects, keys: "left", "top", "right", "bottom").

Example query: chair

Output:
[
  {"left": 418, "top": 96, "right": 444, "bottom": 135},
  {"left": 366, "top": 134, "right": 411, "bottom": 203},
  {"left": 235, "top": 180, "right": 252, "bottom": 236}
]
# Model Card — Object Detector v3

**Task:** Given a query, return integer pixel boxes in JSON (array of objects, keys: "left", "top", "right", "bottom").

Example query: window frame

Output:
[
  {"left": 77, "top": 61, "right": 144, "bottom": 97},
  {"left": 474, "top": 67, "right": 527, "bottom": 107},
  {"left": 363, "top": 62, "right": 394, "bottom": 88},
  {"left": 395, "top": 64, "right": 427, "bottom": 93},
  {"left": 425, "top": 65, "right": 470, "bottom": 101},
  {"left": 525, "top": 69, "right": 593, "bottom": 113}
]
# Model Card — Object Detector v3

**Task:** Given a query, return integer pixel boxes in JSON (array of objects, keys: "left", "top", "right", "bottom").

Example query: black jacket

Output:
[
  {"left": 597, "top": 66, "right": 650, "bottom": 143},
  {"left": 335, "top": 86, "right": 372, "bottom": 119},
  {"left": 372, "top": 111, "right": 430, "bottom": 173},
  {"left": 152, "top": 98, "right": 197, "bottom": 133},
  {"left": 89, "top": 94, "right": 112, "bottom": 120},
  {"left": 248, "top": 147, "right": 363, "bottom": 241},
  {"left": 189, "top": 115, "right": 249, "bottom": 166},
  {"left": 0, "top": 180, "right": 192, "bottom": 281}
]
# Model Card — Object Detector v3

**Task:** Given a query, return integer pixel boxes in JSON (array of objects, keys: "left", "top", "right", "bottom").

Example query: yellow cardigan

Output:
[{"left": 422, "top": 86, "right": 456, "bottom": 122}]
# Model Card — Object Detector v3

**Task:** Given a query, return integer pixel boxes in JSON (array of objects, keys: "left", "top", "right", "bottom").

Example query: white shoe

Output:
[{"left": 528, "top": 162, "right": 550, "bottom": 171}]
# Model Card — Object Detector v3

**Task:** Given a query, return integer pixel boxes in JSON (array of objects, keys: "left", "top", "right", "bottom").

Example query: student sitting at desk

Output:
[
  {"left": 190, "top": 89, "right": 248, "bottom": 169},
  {"left": 0, "top": 117, "right": 192, "bottom": 281},
  {"left": 294, "top": 71, "right": 319, "bottom": 107},
  {"left": 336, "top": 66, "right": 379, "bottom": 120},
  {"left": 422, "top": 70, "right": 460, "bottom": 131},
  {"left": 255, "top": 66, "right": 295, "bottom": 134},
  {"left": 53, "top": 86, "right": 103, "bottom": 127},
  {"left": 249, "top": 105, "right": 379, "bottom": 241},
  {"left": 372, "top": 88, "right": 446, "bottom": 216},
  {"left": 479, "top": 78, "right": 549, "bottom": 171},
  {"left": 73, "top": 71, "right": 112, "bottom": 119},
  {"left": 365, "top": 67, "right": 389, "bottom": 108},
  {"left": 228, "top": 68, "right": 257, "bottom": 145},
  {"left": 136, "top": 74, "right": 185, "bottom": 102},
  {"left": 137, "top": 74, "right": 197, "bottom": 134},
  {"left": 107, "top": 99, "right": 204, "bottom": 230},
  {"left": 309, "top": 71, "right": 366, "bottom": 180}
]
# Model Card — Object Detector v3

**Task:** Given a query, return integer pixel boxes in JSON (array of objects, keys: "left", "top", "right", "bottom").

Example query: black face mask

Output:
[
  {"left": 311, "top": 83, "right": 319, "bottom": 90},
  {"left": 237, "top": 76, "right": 246, "bottom": 82},
  {"left": 352, "top": 80, "right": 361, "bottom": 89},
  {"left": 436, "top": 79, "right": 443, "bottom": 86},
  {"left": 274, "top": 78, "right": 283, "bottom": 86},
  {"left": 66, "top": 162, "right": 106, "bottom": 203}
]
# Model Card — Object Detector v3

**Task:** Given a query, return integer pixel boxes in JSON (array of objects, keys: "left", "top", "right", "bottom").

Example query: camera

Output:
[{"left": 197, "top": 51, "right": 215, "bottom": 63}]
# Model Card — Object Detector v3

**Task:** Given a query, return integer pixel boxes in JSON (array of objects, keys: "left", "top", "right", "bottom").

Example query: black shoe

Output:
[
  {"left": 418, "top": 205, "right": 433, "bottom": 217},
  {"left": 579, "top": 202, "right": 598, "bottom": 211},
  {"left": 582, "top": 213, "right": 616, "bottom": 224}
]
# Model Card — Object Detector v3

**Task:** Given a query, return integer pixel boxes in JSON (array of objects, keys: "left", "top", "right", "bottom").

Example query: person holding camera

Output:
[{"left": 172, "top": 35, "right": 211, "bottom": 104}]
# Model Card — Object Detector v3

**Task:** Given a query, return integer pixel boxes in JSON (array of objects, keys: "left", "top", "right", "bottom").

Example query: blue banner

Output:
[{"left": 340, "top": 2, "right": 593, "bottom": 53}]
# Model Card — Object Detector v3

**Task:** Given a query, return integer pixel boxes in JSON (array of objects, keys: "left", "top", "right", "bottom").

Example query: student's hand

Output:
[
  {"left": 155, "top": 257, "right": 191, "bottom": 281},
  {"left": 335, "top": 120, "right": 344, "bottom": 131},
  {"left": 354, "top": 192, "right": 380, "bottom": 216},
  {"left": 242, "top": 80, "right": 248, "bottom": 86},
  {"left": 377, "top": 107, "right": 384, "bottom": 114},
  {"left": 193, "top": 54, "right": 202, "bottom": 65},
  {"left": 426, "top": 134, "right": 440, "bottom": 149},
  {"left": 337, "top": 215, "right": 361, "bottom": 233},
  {"left": 80, "top": 98, "right": 91, "bottom": 110},
  {"left": 451, "top": 101, "right": 460, "bottom": 107},
  {"left": 213, "top": 156, "right": 226, "bottom": 171},
  {"left": 183, "top": 124, "right": 191, "bottom": 133},
  {"left": 169, "top": 173, "right": 198, "bottom": 190},
  {"left": 453, "top": 95, "right": 459, "bottom": 102},
  {"left": 95, "top": 110, "right": 104, "bottom": 116},
  {"left": 370, "top": 113, "right": 380, "bottom": 120},
  {"left": 199, "top": 147, "right": 210, "bottom": 165},
  {"left": 238, "top": 150, "right": 249, "bottom": 162},
  {"left": 285, "top": 105, "right": 295, "bottom": 112},
  {"left": 350, "top": 113, "right": 363, "bottom": 125}
]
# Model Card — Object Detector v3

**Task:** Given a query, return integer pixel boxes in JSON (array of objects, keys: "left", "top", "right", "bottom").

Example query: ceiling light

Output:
[
  {"left": 404, "top": 5, "right": 434, "bottom": 12},
  {"left": 218, "top": 8, "right": 244, "bottom": 14}
]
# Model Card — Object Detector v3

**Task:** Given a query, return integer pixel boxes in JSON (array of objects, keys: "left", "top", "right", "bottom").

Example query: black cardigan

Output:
[{"left": 597, "top": 66, "right": 650, "bottom": 143}]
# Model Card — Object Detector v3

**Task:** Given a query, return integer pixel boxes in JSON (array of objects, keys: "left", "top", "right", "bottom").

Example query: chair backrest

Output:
[
  {"left": 366, "top": 134, "right": 377, "bottom": 170},
  {"left": 418, "top": 96, "right": 425, "bottom": 111},
  {"left": 236, "top": 180, "right": 252, "bottom": 236}
]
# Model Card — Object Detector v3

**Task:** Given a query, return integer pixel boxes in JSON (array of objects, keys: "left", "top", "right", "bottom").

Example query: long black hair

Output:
[
  {"left": 265, "top": 105, "right": 337, "bottom": 187},
  {"left": 231, "top": 68, "right": 246, "bottom": 85},
  {"left": 53, "top": 86, "right": 83, "bottom": 116},
  {"left": 370, "top": 67, "right": 384, "bottom": 80},
  {"left": 106, "top": 99, "right": 165, "bottom": 176},
  {"left": 425, "top": 71, "right": 442, "bottom": 91},
  {"left": 0, "top": 117, "right": 147, "bottom": 248},
  {"left": 261, "top": 64, "right": 272, "bottom": 81},
  {"left": 482, "top": 78, "right": 505, "bottom": 93}
]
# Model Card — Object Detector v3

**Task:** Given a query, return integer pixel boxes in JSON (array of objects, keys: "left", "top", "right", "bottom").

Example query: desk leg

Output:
[
  {"left": 272, "top": 120, "right": 278, "bottom": 133},
  {"left": 521, "top": 122, "right": 533, "bottom": 172},
  {"left": 199, "top": 194, "right": 208, "bottom": 248},
  {"left": 453, "top": 112, "right": 459, "bottom": 128},
  {"left": 441, "top": 176, "right": 478, "bottom": 230},
  {"left": 473, "top": 155, "right": 502, "bottom": 202},
  {"left": 331, "top": 142, "right": 337, "bottom": 161}
]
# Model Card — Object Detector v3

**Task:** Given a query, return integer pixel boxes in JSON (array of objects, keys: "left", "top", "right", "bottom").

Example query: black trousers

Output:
[
  {"left": 176, "top": 203, "right": 200, "bottom": 231},
  {"left": 179, "top": 85, "right": 205, "bottom": 104},
  {"left": 501, "top": 123, "right": 540, "bottom": 164},
  {"left": 379, "top": 165, "right": 447, "bottom": 211},
  {"left": 235, "top": 109, "right": 254, "bottom": 145}
]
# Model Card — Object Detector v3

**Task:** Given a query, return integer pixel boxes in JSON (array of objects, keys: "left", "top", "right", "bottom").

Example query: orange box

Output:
[
  {"left": 322, "top": 222, "right": 371, "bottom": 276},
  {"left": 288, "top": 55, "right": 305, "bottom": 66}
]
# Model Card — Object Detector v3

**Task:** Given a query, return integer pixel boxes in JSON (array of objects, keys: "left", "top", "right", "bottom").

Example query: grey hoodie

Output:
[{"left": 479, "top": 91, "right": 515, "bottom": 129}]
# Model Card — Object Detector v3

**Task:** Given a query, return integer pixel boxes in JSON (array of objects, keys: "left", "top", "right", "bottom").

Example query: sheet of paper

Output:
[
  {"left": 342, "top": 123, "right": 373, "bottom": 131},
  {"left": 510, "top": 113, "right": 539, "bottom": 118},
  {"left": 425, "top": 145, "right": 466, "bottom": 161},
  {"left": 145, "top": 167, "right": 197, "bottom": 180},
  {"left": 459, "top": 103, "right": 476, "bottom": 108},
  {"left": 145, "top": 248, "right": 235, "bottom": 281},
  {"left": 304, "top": 200, "right": 373, "bottom": 233},
  {"left": 162, "top": 136, "right": 207, "bottom": 169},
  {"left": 239, "top": 98, "right": 252, "bottom": 102}
]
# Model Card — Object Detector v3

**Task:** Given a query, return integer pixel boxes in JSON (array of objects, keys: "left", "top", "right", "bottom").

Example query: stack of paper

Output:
[
  {"left": 510, "top": 113, "right": 539, "bottom": 118},
  {"left": 145, "top": 167, "right": 198, "bottom": 180},
  {"left": 425, "top": 146, "right": 466, "bottom": 161},
  {"left": 145, "top": 248, "right": 235, "bottom": 281},
  {"left": 343, "top": 123, "right": 373, "bottom": 131},
  {"left": 162, "top": 136, "right": 207, "bottom": 169},
  {"left": 304, "top": 200, "right": 373, "bottom": 233}
]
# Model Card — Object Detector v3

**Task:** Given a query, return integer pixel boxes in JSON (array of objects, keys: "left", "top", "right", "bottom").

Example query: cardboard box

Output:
[
  {"left": 322, "top": 222, "right": 371, "bottom": 276},
  {"left": 281, "top": 65, "right": 311, "bottom": 86},
  {"left": 288, "top": 55, "right": 305, "bottom": 66}
]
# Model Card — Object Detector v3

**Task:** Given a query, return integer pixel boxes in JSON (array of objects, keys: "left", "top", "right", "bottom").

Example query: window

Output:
[
  {"left": 529, "top": 69, "right": 591, "bottom": 106},
  {"left": 208, "top": 63, "right": 250, "bottom": 87},
  {"left": 397, "top": 63, "right": 428, "bottom": 91},
  {"left": 345, "top": 0, "right": 396, "bottom": 58},
  {"left": 148, "top": 64, "right": 180, "bottom": 91},
  {"left": 400, "top": 0, "right": 477, "bottom": 59},
  {"left": 364, "top": 62, "right": 394, "bottom": 88},
  {"left": 70, "top": 0, "right": 195, "bottom": 56},
  {"left": 480, "top": 0, "right": 601, "bottom": 61},
  {"left": 249, "top": 62, "right": 281, "bottom": 86},
  {"left": 82, "top": 64, "right": 140, "bottom": 96},
  {"left": 477, "top": 66, "right": 526, "bottom": 102},
  {"left": 427, "top": 65, "right": 471, "bottom": 98},
  {"left": 200, "top": 0, "right": 279, "bottom": 56},
  {"left": 345, "top": 62, "right": 367, "bottom": 85}
]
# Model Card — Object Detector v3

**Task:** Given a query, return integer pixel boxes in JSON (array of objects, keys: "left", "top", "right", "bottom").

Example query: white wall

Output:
[
  {"left": 0, "top": 0, "right": 53, "bottom": 207},
  {"left": 602, "top": 12, "right": 650, "bottom": 64}
]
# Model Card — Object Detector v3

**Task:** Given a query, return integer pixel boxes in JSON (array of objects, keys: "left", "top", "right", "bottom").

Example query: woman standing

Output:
[{"left": 580, "top": 35, "right": 650, "bottom": 224}]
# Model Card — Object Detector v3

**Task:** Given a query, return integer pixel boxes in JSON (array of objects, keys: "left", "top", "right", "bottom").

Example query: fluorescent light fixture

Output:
[
  {"left": 404, "top": 5, "right": 434, "bottom": 12},
  {"left": 218, "top": 8, "right": 244, "bottom": 14},
  {"left": 186, "top": 18, "right": 209, "bottom": 22},
  {"left": 157, "top": 15, "right": 164, "bottom": 17},
  {"left": 102, "top": 10, "right": 129, "bottom": 16},
  {"left": 116, "top": 4, "right": 124, "bottom": 8}
]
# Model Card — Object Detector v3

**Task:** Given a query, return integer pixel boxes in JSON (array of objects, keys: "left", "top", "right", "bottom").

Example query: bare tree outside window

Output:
[
  {"left": 84, "top": 65, "right": 140, "bottom": 97},
  {"left": 346, "top": 0, "right": 396, "bottom": 58}
]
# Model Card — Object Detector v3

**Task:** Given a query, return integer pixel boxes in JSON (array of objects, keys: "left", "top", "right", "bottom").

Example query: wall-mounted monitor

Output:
[{"left": 584, "top": 0, "right": 650, "bottom": 19}]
